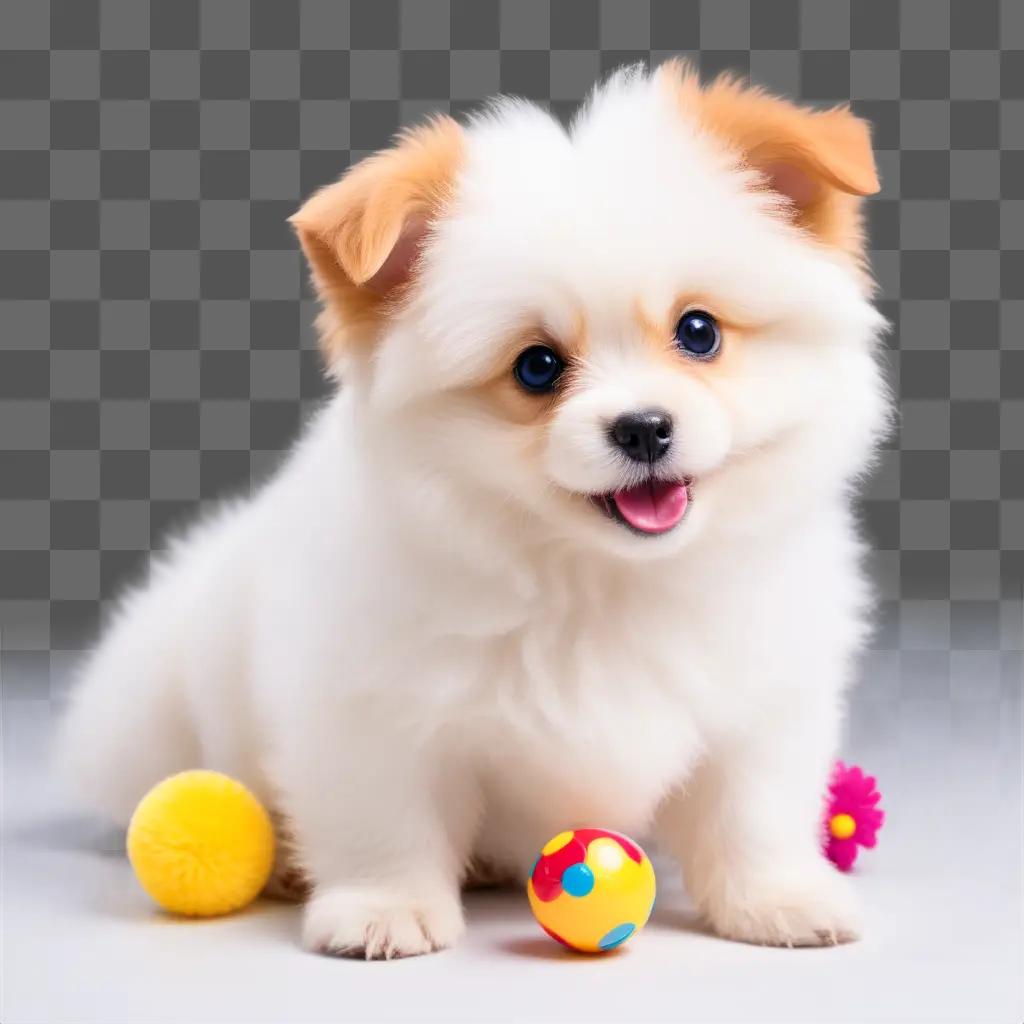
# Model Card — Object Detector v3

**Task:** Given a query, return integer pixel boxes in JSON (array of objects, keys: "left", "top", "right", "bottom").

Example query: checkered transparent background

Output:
[{"left": 1, "top": 0, "right": 1021, "bottom": 696}]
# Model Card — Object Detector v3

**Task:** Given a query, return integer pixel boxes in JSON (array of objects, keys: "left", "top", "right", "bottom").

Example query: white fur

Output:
[{"left": 57, "top": 69, "right": 888, "bottom": 956}]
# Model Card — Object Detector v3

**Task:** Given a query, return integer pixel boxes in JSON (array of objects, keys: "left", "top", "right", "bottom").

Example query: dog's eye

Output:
[
  {"left": 674, "top": 310, "right": 720, "bottom": 358},
  {"left": 514, "top": 345, "right": 565, "bottom": 393}
]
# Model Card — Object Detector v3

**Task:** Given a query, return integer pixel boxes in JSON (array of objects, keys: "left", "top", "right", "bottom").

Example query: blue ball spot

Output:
[
  {"left": 529, "top": 855, "right": 540, "bottom": 878},
  {"left": 599, "top": 922, "right": 635, "bottom": 950},
  {"left": 560, "top": 862, "right": 594, "bottom": 898}
]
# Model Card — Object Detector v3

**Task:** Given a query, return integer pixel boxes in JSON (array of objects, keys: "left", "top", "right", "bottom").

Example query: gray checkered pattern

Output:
[{"left": 1, "top": 0, "right": 1021, "bottom": 697}]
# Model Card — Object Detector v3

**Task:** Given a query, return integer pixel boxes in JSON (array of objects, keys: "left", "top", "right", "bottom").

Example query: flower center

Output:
[{"left": 829, "top": 813, "right": 857, "bottom": 840}]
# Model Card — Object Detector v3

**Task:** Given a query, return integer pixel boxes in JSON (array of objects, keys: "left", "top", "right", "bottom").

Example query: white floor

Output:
[{"left": 3, "top": 682, "right": 1022, "bottom": 1024}]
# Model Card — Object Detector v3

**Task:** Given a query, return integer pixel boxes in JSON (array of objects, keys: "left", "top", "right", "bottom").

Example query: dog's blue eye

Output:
[
  {"left": 674, "top": 310, "right": 720, "bottom": 357},
  {"left": 514, "top": 346, "right": 564, "bottom": 393}
]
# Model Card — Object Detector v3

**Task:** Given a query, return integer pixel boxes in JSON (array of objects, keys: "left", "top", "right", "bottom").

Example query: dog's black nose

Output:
[{"left": 610, "top": 409, "right": 673, "bottom": 463}]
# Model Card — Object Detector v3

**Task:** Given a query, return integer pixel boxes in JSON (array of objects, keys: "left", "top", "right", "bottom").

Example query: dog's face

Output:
[{"left": 293, "top": 64, "right": 888, "bottom": 561}]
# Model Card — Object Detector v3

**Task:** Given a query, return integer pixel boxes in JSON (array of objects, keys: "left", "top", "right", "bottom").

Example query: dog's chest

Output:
[{"left": 462, "top": 592, "right": 708, "bottom": 849}]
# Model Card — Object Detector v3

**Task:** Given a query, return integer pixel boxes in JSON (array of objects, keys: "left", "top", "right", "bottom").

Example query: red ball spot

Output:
[
  {"left": 531, "top": 835, "right": 588, "bottom": 902},
  {"left": 574, "top": 827, "right": 643, "bottom": 864}
]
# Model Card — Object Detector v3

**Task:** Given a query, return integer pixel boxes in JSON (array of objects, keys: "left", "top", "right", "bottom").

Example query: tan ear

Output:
[
  {"left": 290, "top": 115, "right": 464, "bottom": 360},
  {"left": 661, "top": 61, "right": 879, "bottom": 256}
]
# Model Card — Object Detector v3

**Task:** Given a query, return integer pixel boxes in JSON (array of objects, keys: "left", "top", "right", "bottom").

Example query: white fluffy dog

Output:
[{"left": 58, "top": 63, "right": 889, "bottom": 958}]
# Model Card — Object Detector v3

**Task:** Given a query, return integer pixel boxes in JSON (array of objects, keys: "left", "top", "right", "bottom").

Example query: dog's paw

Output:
[
  {"left": 701, "top": 864, "right": 862, "bottom": 948},
  {"left": 302, "top": 885, "right": 464, "bottom": 960}
]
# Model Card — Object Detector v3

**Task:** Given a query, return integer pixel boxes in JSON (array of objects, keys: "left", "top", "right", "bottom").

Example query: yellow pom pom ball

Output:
[
  {"left": 527, "top": 828, "right": 656, "bottom": 953},
  {"left": 127, "top": 770, "right": 275, "bottom": 917}
]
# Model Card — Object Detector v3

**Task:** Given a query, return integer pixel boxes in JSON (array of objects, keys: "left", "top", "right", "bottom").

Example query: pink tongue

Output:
[{"left": 613, "top": 480, "right": 688, "bottom": 534}]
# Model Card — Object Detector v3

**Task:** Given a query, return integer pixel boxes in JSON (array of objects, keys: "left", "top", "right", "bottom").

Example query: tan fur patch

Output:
[
  {"left": 634, "top": 297, "right": 750, "bottom": 383},
  {"left": 450, "top": 322, "right": 585, "bottom": 493},
  {"left": 458, "top": 312, "right": 587, "bottom": 430},
  {"left": 290, "top": 116, "right": 465, "bottom": 363},
  {"left": 462, "top": 857, "right": 517, "bottom": 890},
  {"left": 658, "top": 60, "right": 879, "bottom": 270},
  {"left": 264, "top": 809, "right": 312, "bottom": 902}
]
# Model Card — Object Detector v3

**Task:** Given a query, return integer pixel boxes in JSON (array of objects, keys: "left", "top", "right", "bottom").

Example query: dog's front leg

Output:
[
  {"left": 657, "top": 693, "right": 861, "bottom": 947},
  {"left": 276, "top": 719, "right": 477, "bottom": 959}
]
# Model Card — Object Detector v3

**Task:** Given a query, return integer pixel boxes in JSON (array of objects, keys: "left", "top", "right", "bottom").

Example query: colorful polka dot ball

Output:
[{"left": 527, "top": 828, "right": 656, "bottom": 953}]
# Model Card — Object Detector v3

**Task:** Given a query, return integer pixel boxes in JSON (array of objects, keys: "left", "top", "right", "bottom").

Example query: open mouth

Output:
[{"left": 590, "top": 478, "right": 691, "bottom": 536}]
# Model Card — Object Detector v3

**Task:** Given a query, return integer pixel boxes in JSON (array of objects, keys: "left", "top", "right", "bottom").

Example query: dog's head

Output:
[{"left": 292, "top": 63, "right": 888, "bottom": 561}]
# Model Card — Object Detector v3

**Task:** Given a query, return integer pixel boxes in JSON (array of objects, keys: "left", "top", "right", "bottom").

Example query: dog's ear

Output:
[
  {"left": 290, "top": 115, "right": 464, "bottom": 362},
  {"left": 662, "top": 61, "right": 879, "bottom": 256}
]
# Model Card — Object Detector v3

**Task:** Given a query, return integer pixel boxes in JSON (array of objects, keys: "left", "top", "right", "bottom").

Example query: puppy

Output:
[{"left": 58, "top": 62, "right": 889, "bottom": 958}]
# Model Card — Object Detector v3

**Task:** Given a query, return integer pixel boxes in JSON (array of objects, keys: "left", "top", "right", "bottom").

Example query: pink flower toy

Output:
[{"left": 823, "top": 761, "right": 884, "bottom": 872}]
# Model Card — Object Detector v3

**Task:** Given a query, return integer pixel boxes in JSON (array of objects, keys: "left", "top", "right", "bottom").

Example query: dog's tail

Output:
[{"left": 54, "top": 574, "right": 200, "bottom": 827}]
